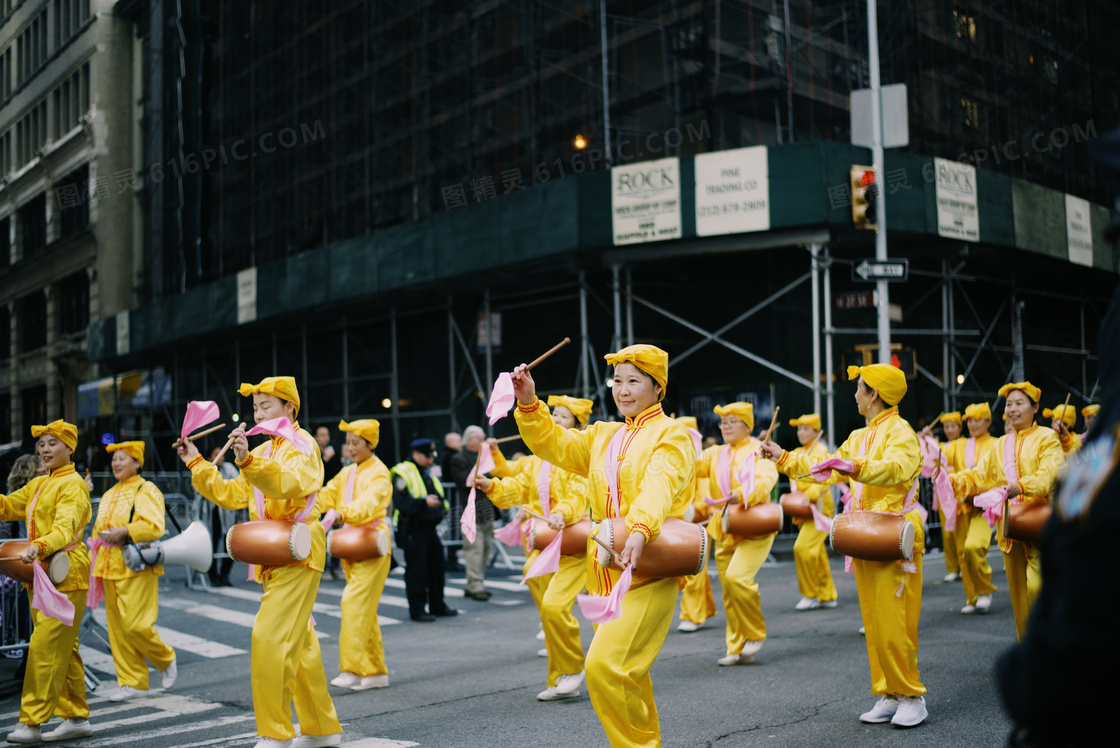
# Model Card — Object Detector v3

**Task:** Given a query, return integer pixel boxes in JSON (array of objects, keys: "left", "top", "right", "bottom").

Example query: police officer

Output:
[{"left": 391, "top": 439, "right": 460, "bottom": 622}]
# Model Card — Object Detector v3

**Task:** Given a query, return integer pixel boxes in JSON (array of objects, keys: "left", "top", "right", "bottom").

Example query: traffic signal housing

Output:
[{"left": 851, "top": 166, "right": 879, "bottom": 230}]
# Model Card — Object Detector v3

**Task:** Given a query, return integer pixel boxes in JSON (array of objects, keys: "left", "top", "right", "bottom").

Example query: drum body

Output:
[
  {"left": 327, "top": 525, "right": 390, "bottom": 561},
  {"left": 594, "top": 517, "right": 707, "bottom": 577},
  {"left": 226, "top": 521, "right": 312, "bottom": 566},
  {"left": 721, "top": 502, "right": 784, "bottom": 538},
  {"left": 830, "top": 512, "right": 915, "bottom": 561},
  {"left": 1000, "top": 500, "right": 1052, "bottom": 544},
  {"left": 779, "top": 492, "right": 815, "bottom": 520},
  {"left": 529, "top": 518, "right": 592, "bottom": 555},
  {"left": 0, "top": 541, "right": 70, "bottom": 584}
]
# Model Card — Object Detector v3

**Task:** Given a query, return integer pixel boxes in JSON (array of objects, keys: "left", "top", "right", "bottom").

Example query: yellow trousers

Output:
[
  {"left": 522, "top": 549, "right": 552, "bottom": 615},
  {"left": 585, "top": 575, "right": 678, "bottom": 748},
  {"left": 959, "top": 513, "right": 997, "bottom": 605},
  {"left": 253, "top": 564, "right": 342, "bottom": 740},
  {"left": 714, "top": 534, "right": 773, "bottom": 655},
  {"left": 853, "top": 555, "right": 925, "bottom": 697},
  {"left": 793, "top": 520, "right": 836, "bottom": 602},
  {"left": 540, "top": 553, "right": 586, "bottom": 687},
  {"left": 103, "top": 576, "right": 176, "bottom": 689},
  {"left": 678, "top": 567, "right": 715, "bottom": 625},
  {"left": 339, "top": 550, "right": 392, "bottom": 677},
  {"left": 21, "top": 589, "right": 88, "bottom": 726},
  {"left": 939, "top": 507, "right": 964, "bottom": 574},
  {"left": 1003, "top": 541, "right": 1042, "bottom": 641}
]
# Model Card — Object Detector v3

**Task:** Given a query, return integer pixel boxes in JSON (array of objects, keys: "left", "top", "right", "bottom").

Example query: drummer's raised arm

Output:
[{"left": 514, "top": 399, "right": 593, "bottom": 478}]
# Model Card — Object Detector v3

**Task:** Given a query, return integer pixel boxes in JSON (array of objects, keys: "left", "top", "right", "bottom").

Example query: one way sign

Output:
[{"left": 851, "top": 259, "right": 909, "bottom": 283}]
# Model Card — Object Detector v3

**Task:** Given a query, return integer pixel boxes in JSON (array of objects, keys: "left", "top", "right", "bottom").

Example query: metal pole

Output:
[
  {"left": 810, "top": 244, "right": 822, "bottom": 416},
  {"left": 579, "top": 272, "right": 591, "bottom": 400},
  {"left": 1080, "top": 292, "right": 1088, "bottom": 399},
  {"left": 448, "top": 297, "right": 458, "bottom": 432},
  {"left": 611, "top": 264, "right": 622, "bottom": 353},
  {"left": 1011, "top": 294, "right": 1025, "bottom": 382},
  {"left": 600, "top": 0, "right": 612, "bottom": 165},
  {"left": 948, "top": 262, "right": 957, "bottom": 409},
  {"left": 625, "top": 266, "right": 634, "bottom": 346},
  {"left": 341, "top": 315, "right": 350, "bottom": 418},
  {"left": 823, "top": 248, "right": 836, "bottom": 448},
  {"left": 390, "top": 307, "right": 401, "bottom": 462},
  {"left": 483, "top": 288, "right": 494, "bottom": 436},
  {"left": 867, "top": 0, "right": 890, "bottom": 364},
  {"left": 941, "top": 259, "right": 950, "bottom": 412}
]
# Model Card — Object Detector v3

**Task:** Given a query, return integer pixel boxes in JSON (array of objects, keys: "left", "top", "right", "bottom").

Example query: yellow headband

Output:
[
  {"left": 675, "top": 416, "right": 698, "bottom": 430},
  {"left": 847, "top": 364, "right": 907, "bottom": 406},
  {"left": 714, "top": 402, "right": 755, "bottom": 431},
  {"left": 547, "top": 395, "right": 594, "bottom": 425},
  {"left": 106, "top": 441, "right": 145, "bottom": 466},
  {"left": 238, "top": 376, "right": 301, "bottom": 417},
  {"left": 998, "top": 381, "right": 1041, "bottom": 404},
  {"left": 31, "top": 420, "right": 78, "bottom": 451},
  {"left": 339, "top": 419, "right": 379, "bottom": 449},
  {"left": 939, "top": 412, "right": 962, "bottom": 425},
  {"left": 604, "top": 345, "right": 669, "bottom": 400},
  {"left": 963, "top": 403, "right": 992, "bottom": 421},
  {"left": 1082, "top": 404, "right": 1100, "bottom": 417},
  {"left": 1042, "top": 404, "right": 1076, "bottom": 427},
  {"left": 788, "top": 413, "right": 821, "bottom": 431}
]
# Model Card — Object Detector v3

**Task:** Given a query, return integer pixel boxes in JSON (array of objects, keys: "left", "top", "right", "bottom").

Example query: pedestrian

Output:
[
  {"left": 451, "top": 426, "right": 494, "bottom": 600},
  {"left": 786, "top": 413, "right": 837, "bottom": 611},
  {"left": 439, "top": 432, "right": 462, "bottom": 571}
]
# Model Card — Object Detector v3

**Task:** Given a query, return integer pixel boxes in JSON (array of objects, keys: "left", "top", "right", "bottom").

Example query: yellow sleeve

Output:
[
  {"left": 695, "top": 446, "right": 717, "bottom": 479},
  {"left": 238, "top": 442, "right": 324, "bottom": 504},
  {"left": 624, "top": 428, "right": 695, "bottom": 542},
  {"left": 489, "top": 448, "right": 516, "bottom": 478},
  {"left": 0, "top": 480, "right": 35, "bottom": 523},
  {"left": 340, "top": 464, "right": 393, "bottom": 525},
  {"left": 1058, "top": 430, "right": 1082, "bottom": 455},
  {"left": 515, "top": 400, "right": 594, "bottom": 478},
  {"left": 484, "top": 468, "right": 534, "bottom": 511},
  {"left": 189, "top": 457, "right": 253, "bottom": 511},
  {"left": 554, "top": 472, "right": 591, "bottom": 526},
  {"left": 316, "top": 466, "right": 347, "bottom": 513},
  {"left": 777, "top": 434, "right": 855, "bottom": 486},
  {"left": 1018, "top": 431, "right": 1065, "bottom": 501},
  {"left": 949, "top": 438, "right": 1003, "bottom": 497},
  {"left": 35, "top": 480, "right": 90, "bottom": 556},
  {"left": 851, "top": 428, "right": 921, "bottom": 488},
  {"left": 126, "top": 481, "right": 167, "bottom": 543},
  {"left": 739, "top": 455, "right": 779, "bottom": 507}
]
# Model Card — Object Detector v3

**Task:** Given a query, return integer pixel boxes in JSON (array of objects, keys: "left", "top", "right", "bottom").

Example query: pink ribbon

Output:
[
  {"left": 703, "top": 496, "right": 730, "bottom": 508},
  {"left": 918, "top": 433, "right": 947, "bottom": 479},
  {"left": 319, "top": 508, "right": 340, "bottom": 531},
  {"left": 31, "top": 562, "right": 75, "bottom": 626},
  {"left": 934, "top": 470, "right": 957, "bottom": 532},
  {"left": 809, "top": 501, "right": 832, "bottom": 533},
  {"left": 604, "top": 426, "right": 627, "bottom": 518},
  {"left": 686, "top": 427, "right": 702, "bottom": 458},
  {"left": 181, "top": 400, "right": 220, "bottom": 441},
  {"left": 522, "top": 530, "right": 562, "bottom": 583},
  {"left": 494, "top": 520, "right": 526, "bottom": 547},
  {"left": 485, "top": 373, "right": 516, "bottom": 426},
  {"left": 974, "top": 486, "right": 1008, "bottom": 529},
  {"left": 460, "top": 448, "right": 496, "bottom": 544},
  {"left": 85, "top": 536, "right": 110, "bottom": 609},
  {"left": 810, "top": 457, "right": 855, "bottom": 483},
  {"left": 577, "top": 565, "right": 633, "bottom": 624}
]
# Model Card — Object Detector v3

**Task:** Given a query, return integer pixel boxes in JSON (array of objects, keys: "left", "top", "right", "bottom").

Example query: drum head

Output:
[
  {"left": 721, "top": 507, "right": 731, "bottom": 534},
  {"left": 375, "top": 528, "right": 390, "bottom": 557},
  {"left": 290, "top": 524, "right": 312, "bottom": 561},
  {"left": 594, "top": 521, "right": 613, "bottom": 568},
  {"left": 47, "top": 553, "right": 70, "bottom": 585},
  {"left": 899, "top": 521, "right": 915, "bottom": 559},
  {"left": 828, "top": 515, "right": 839, "bottom": 552},
  {"left": 325, "top": 530, "right": 335, "bottom": 557},
  {"left": 683, "top": 504, "right": 696, "bottom": 523}
]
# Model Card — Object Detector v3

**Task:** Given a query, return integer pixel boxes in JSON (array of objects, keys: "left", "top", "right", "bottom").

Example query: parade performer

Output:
[
  {"left": 787, "top": 414, "right": 836, "bottom": 611},
  {"left": 948, "top": 382, "right": 1064, "bottom": 641},
  {"left": 694, "top": 403, "right": 778, "bottom": 665},
  {"left": 761, "top": 364, "right": 928, "bottom": 728},
  {"left": 511, "top": 344, "right": 694, "bottom": 748},
  {"left": 1043, "top": 402, "right": 1080, "bottom": 455},
  {"left": 317, "top": 419, "right": 395, "bottom": 691},
  {"left": 1081, "top": 404, "right": 1100, "bottom": 441},
  {"left": 675, "top": 416, "right": 716, "bottom": 632},
  {"left": 178, "top": 377, "right": 342, "bottom": 748},
  {"left": 935, "top": 412, "right": 965, "bottom": 582},
  {"left": 475, "top": 395, "right": 592, "bottom": 701},
  {"left": 88, "top": 441, "right": 177, "bottom": 702},
  {"left": 0, "top": 421, "right": 94, "bottom": 744}
]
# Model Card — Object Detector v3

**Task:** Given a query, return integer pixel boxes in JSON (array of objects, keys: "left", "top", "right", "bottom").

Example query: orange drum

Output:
[
  {"left": 0, "top": 541, "right": 70, "bottom": 584},
  {"left": 529, "top": 518, "right": 592, "bottom": 555},
  {"left": 594, "top": 517, "right": 708, "bottom": 578},
  {"left": 1000, "top": 500, "right": 1052, "bottom": 544},
  {"left": 721, "top": 502, "right": 784, "bottom": 537},
  {"left": 830, "top": 512, "right": 915, "bottom": 561},
  {"left": 327, "top": 525, "right": 389, "bottom": 561},
  {"left": 779, "top": 492, "right": 815, "bottom": 520},
  {"left": 226, "top": 521, "right": 312, "bottom": 566}
]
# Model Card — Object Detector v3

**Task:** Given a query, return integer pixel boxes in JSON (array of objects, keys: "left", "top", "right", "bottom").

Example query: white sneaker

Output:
[
  {"left": 6, "top": 723, "right": 42, "bottom": 744},
  {"left": 740, "top": 639, "right": 765, "bottom": 657},
  {"left": 795, "top": 596, "right": 820, "bottom": 611},
  {"left": 108, "top": 686, "right": 148, "bottom": 702},
  {"left": 291, "top": 734, "right": 343, "bottom": 748},
  {"left": 253, "top": 738, "right": 292, "bottom": 748},
  {"left": 161, "top": 658, "right": 178, "bottom": 689},
  {"left": 537, "top": 648, "right": 548, "bottom": 657},
  {"left": 351, "top": 675, "right": 389, "bottom": 690},
  {"left": 536, "top": 686, "right": 580, "bottom": 701},
  {"left": 859, "top": 695, "right": 899, "bottom": 723},
  {"left": 891, "top": 695, "right": 928, "bottom": 727},
  {"left": 976, "top": 594, "right": 992, "bottom": 612},
  {"left": 943, "top": 572, "right": 959, "bottom": 582},
  {"left": 717, "top": 653, "right": 753, "bottom": 666},
  {"left": 535, "top": 626, "right": 545, "bottom": 641},
  {"left": 961, "top": 604, "right": 977, "bottom": 615},
  {"left": 327, "top": 671, "right": 358, "bottom": 689},
  {"left": 821, "top": 599, "right": 838, "bottom": 608},
  {"left": 677, "top": 620, "right": 700, "bottom": 632},
  {"left": 859, "top": 626, "right": 865, "bottom": 635},
  {"left": 554, "top": 671, "right": 584, "bottom": 695},
  {"left": 42, "top": 719, "right": 92, "bottom": 743}
]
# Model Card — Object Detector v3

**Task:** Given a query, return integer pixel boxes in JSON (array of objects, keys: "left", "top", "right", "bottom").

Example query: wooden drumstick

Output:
[
  {"left": 492, "top": 434, "right": 523, "bottom": 445},
  {"left": 761, "top": 407, "right": 780, "bottom": 442},
  {"left": 0, "top": 556, "right": 28, "bottom": 563},
  {"left": 211, "top": 423, "right": 246, "bottom": 464},
  {"left": 526, "top": 338, "right": 571, "bottom": 371},
  {"left": 172, "top": 422, "right": 228, "bottom": 449},
  {"left": 589, "top": 532, "right": 625, "bottom": 567},
  {"left": 518, "top": 506, "right": 551, "bottom": 522}
]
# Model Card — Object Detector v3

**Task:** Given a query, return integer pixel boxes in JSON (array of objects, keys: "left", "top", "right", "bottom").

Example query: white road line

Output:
[
  {"left": 80, "top": 645, "right": 118, "bottom": 675},
  {"left": 381, "top": 577, "right": 470, "bottom": 601},
  {"left": 159, "top": 732, "right": 258, "bottom": 748},
  {"left": 159, "top": 598, "right": 328, "bottom": 639},
  {"left": 199, "top": 586, "right": 400, "bottom": 626},
  {"left": 91, "top": 608, "right": 247, "bottom": 658},
  {"left": 343, "top": 739, "right": 421, "bottom": 747},
  {"left": 446, "top": 577, "right": 530, "bottom": 593},
  {"left": 80, "top": 714, "right": 257, "bottom": 747}
]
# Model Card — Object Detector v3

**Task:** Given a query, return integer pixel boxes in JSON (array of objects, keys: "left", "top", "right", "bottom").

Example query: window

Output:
[
  {"left": 21, "top": 385, "right": 47, "bottom": 431},
  {"left": 0, "top": 306, "right": 9, "bottom": 361},
  {"left": 18, "top": 194, "right": 47, "bottom": 256},
  {"left": 55, "top": 0, "right": 91, "bottom": 49},
  {"left": 16, "top": 9, "right": 49, "bottom": 85},
  {"left": 58, "top": 272, "right": 89, "bottom": 335},
  {"left": 53, "top": 63, "right": 89, "bottom": 139},
  {"left": 953, "top": 11, "right": 977, "bottom": 42},
  {"left": 14, "top": 100, "right": 47, "bottom": 168},
  {"left": 17, "top": 292, "right": 47, "bottom": 353},
  {"left": 0, "top": 217, "right": 9, "bottom": 264},
  {"left": 961, "top": 97, "right": 979, "bottom": 129},
  {"left": 56, "top": 165, "right": 89, "bottom": 238},
  {"left": 0, "top": 47, "right": 11, "bottom": 103}
]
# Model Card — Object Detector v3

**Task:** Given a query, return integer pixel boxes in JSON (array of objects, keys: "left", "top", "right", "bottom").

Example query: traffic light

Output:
[{"left": 851, "top": 165, "right": 879, "bottom": 230}]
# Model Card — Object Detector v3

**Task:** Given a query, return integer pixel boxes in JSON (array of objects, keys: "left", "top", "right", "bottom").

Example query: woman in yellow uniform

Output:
[
  {"left": 675, "top": 415, "right": 716, "bottom": 633},
  {"left": 1043, "top": 402, "right": 1080, "bottom": 455},
  {"left": 694, "top": 403, "right": 778, "bottom": 665},
  {"left": 1081, "top": 403, "right": 1099, "bottom": 439},
  {"left": 0, "top": 421, "right": 93, "bottom": 744},
  {"left": 761, "top": 365, "right": 927, "bottom": 728},
  {"left": 787, "top": 414, "right": 836, "bottom": 611},
  {"left": 935, "top": 412, "right": 966, "bottom": 582},
  {"left": 946, "top": 403, "right": 999, "bottom": 615},
  {"left": 91, "top": 441, "right": 177, "bottom": 702},
  {"left": 177, "top": 377, "right": 342, "bottom": 748},
  {"left": 510, "top": 345, "right": 694, "bottom": 748},
  {"left": 476, "top": 395, "right": 592, "bottom": 702},
  {"left": 318, "top": 419, "right": 395, "bottom": 692},
  {"left": 949, "top": 383, "right": 1064, "bottom": 641}
]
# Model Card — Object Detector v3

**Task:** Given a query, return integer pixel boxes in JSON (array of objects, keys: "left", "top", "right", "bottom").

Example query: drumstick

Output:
[
  {"left": 589, "top": 532, "right": 625, "bottom": 567},
  {"left": 211, "top": 423, "right": 246, "bottom": 464},
  {"left": 761, "top": 407, "right": 780, "bottom": 442},
  {"left": 526, "top": 337, "right": 571, "bottom": 371},
  {"left": 492, "top": 434, "right": 523, "bottom": 445},
  {"left": 518, "top": 506, "right": 551, "bottom": 522},
  {"left": 171, "top": 422, "right": 228, "bottom": 449}
]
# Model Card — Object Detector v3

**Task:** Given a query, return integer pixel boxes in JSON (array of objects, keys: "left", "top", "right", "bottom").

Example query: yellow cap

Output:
[
  {"left": 998, "top": 381, "right": 1041, "bottom": 404},
  {"left": 238, "top": 376, "right": 301, "bottom": 417},
  {"left": 939, "top": 412, "right": 962, "bottom": 424},
  {"left": 339, "top": 419, "right": 380, "bottom": 448},
  {"left": 788, "top": 414, "right": 821, "bottom": 430},
  {"left": 847, "top": 364, "right": 907, "bottom": 405},
  {"left": 1042, "top": 404, "right": 1076, "bottom": 427},
  {"left": 714, "top": 402, "right": 755, "bottom": 431},
  {"left": 675, "top": 416, "right": 698, "bottom": 430},
  {"left": 963, "top": 403, "right": 991, "bottom": 421},
  {"left": 604, "top": 345, "right": 669, "bottom": 400},
  {"left": 106, "top": 441, "right": 144, "bottom": 466},
  {"left": 31, "top": 420, "right": 78, "bottom": 451},
  {"left": 1082, "top": 404, "right": 1100, "bottom": 417},
  {"left": 547, "top": 395, "right": 594, "bottom": 425}
]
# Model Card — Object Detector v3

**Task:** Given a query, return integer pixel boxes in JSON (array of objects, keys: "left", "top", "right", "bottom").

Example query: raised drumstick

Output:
[
  {"left": 762, "top": 406, "right": 780, "bottom": 442},
  {"left": 526, "top": 338, "right": 571, "bottom": 371},
  {"left": 172, "top": 422, "right": 228, "bottom": 449},
  {"left": 492, "top": 434, "right": 523, "bottom": 445},
  {"left": 210, "top": 423, "right": 246, "bottom": 464}
]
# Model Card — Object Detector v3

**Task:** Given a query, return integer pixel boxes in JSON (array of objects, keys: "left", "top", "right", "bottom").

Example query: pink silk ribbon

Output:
[
  {"left": 485, "top": 373, "right": 516, "bottom": 426},
  {"left": 460, "top": 448, "right": 496, "bottom": 544},
  {"left": 919, "top": 433, "right": 946, "bottom": 479},
  {"left": 577, "top": 565, "right": 633, "bottom": 624},
  {"left": 686, "top": 427, "right": 702, "bottom": 458},
  {"left": 934, "top": 470, "right": 957, "bottom": 532},
  {"left": 703, "top": 496, "right": 730, "bottom": 509},
  {"left": 522, "top": 529, "right": 562, "bottom": 583},
  {"left": 493, "top": 520, "right": 526, "bottom": 547},
  {"left": 85, "top": 536, "right": 110, "bottom": 609},
  {"left": 31, "top": 562, "right": 75, "bottom": 626},
  {"left": 181, "top": 400, "right": 220, "bottom": 441},
  {"left": 809, "top": 501, "right": 832, "bottom": 533},
  {"left": 243, "top": 435, "right": 319, "bottom": 581},
  {"left": 604, "top": 426, "right": 627, "bottom": 518},
  {"left": 810, "top": 457, "right": 855, "bottom": 483}
]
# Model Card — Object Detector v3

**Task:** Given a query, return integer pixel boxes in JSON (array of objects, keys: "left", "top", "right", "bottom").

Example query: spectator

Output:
[
  {"left": 317, "top": 426, "right": 342, "bottom": 482},
  {"left": 450, "top": 426, "right": 494, "bottom": 600},
  {"left": 440, "top": 432, "right": 463, "bottom": 571}
]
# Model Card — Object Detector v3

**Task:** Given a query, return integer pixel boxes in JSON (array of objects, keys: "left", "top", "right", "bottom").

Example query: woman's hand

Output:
[
  {"left": 176, "top": 437, "right": 200, "bottom": 465},
  {"left": 1006, "top": 483, "right": 1021, "bottom": 499},
  {"left": 509, "top": 364, "right": 537, "bottom": 406},
  {"left": 547, "top": 512, "right": 565, "bottom": 531},
  {"left": 472, "top": 475, "right": 491, "bottom": 493},
  {"left": 19, "top": 544, "right": 38, "bottom": 564},
  {"left": 618, "top": 531, "right": 646, "bottom": 569},
  {"left": 758, "top": 439, "right": 784, "bottom": 462},
  {"left": 229, "top": 423, "right": 250, "bottom": 463},
  {"left": 84, "top": 471, "right": 94, "bottom": 491},
  {"left": 101, "top": 527, "right": 129, "bottom": 546}
]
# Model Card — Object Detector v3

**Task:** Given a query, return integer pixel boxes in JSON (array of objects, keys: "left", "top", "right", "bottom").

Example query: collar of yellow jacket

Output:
[
  {"left": 605, "top": 344, "right": 669, "bottom": 400},
  {"left": 238, "top": 376, "right": 301, "bottom": 417},
  {"left": 625, "top": 402, "right": 665, "bottom": 429},
  {"left": 868, "top": 406, "right": 899, "bottom": 428},
  {"left": 48, "top": 463, "right": 76, "bottom": 478},
  {"left": 998, "top": 381, "right": 1041, "bottom": 404},
  {"left": 31, "top": 420, "right": 78, "bottom": 451},
  {"left": 1013, "top": 422, "right": 1039, "bottom": 437},
  {"left": 847, "top": 364, "right": 907, "bottom": 405},
  {"left": 116, "top": 474, "right": 143, "bottom": 488},
  {"left": 972, "top": 432, "right": 993, "bottom": 443}
]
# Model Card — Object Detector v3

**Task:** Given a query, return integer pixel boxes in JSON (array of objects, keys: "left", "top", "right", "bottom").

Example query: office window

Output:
[
  {"left": 18, "top": 292, "right": 47, "bottom": 353},
  {"left": 18, "top": 194, "right": 47, "bottom": 256},
  {"left": 58, "top": 272, "right": 89, "bottom": 335}
]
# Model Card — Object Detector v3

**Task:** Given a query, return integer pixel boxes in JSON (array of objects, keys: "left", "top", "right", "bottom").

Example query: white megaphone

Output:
[{"left": 122, "top": 520, "right": 213, "bottom": 574}]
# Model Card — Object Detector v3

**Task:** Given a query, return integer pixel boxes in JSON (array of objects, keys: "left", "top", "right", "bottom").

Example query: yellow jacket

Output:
[
  {"left": 92, "top": 475, "right": 167, "bottom": 579},
  {"left": 948, "top": 423, "right": 1064, "bottom": 551},
  {"left": 316, "top": 456, "right": 392, "bottom": 527},
  {"left": 515, "top": 400, "right": 694, "bottom": 544},
  {"left": 0, "top": 463, "right": 91, "bottom": 591},
  {"left": 777, "top": 407, "right": 923, "bottom": 537},
  {"left": 188, "top": 423, "right": 325, "bottom": 575},
  {"left": 942, "top": 433, "right": 996, "bottom": 516},
  {"left": 788, "top": 441, "right": 832, "bottom": 523},
  {"left": 695, "top": 438, "right": 779, "bottom": 540},
  {"left": 1057, "top": 429, "right": 1083, "bottom": 456},
  {"left": 485, "top": 453, "right": 591, "bottom": 527}
]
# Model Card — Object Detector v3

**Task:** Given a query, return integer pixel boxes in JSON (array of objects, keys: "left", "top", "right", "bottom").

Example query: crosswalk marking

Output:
[
  {"left": 79, "top": 715, "right": 257, "bottom": 747},
  {"left": 202, "top": 586, "right": 401, "bottom": 626},
  {"left": 80, "top": 645, "right": 118, "bottom": 675},
  {"left": 159, "top": 598, "right": 328, "bottom": 639},
  {"left": 90, "top": 608, "right": 248, "bottom": 659},
  {"left": 447, "top": 577, "right": 531, "bottom": 593}
]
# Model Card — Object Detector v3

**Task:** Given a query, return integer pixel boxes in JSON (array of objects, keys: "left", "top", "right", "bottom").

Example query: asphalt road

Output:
[{"left": 0, "top": 547, "right": 1016, "bottom": 747}]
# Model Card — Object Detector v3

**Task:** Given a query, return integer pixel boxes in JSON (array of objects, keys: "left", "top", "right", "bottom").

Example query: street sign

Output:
[
  {"left": 835, "top": 291, "right": 875, "bottom": 309},
  {"left": 850, "top": 84, "right": 909, "bottom": 149},
  {"left": 851, "top": 258, "right": 909, "bottom": 282}
]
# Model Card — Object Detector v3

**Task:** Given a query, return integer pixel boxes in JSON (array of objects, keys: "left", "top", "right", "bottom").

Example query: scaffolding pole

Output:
[
  {"left": 810, "top": 243, "right": 823, "bottom": 416},
  {"left": 579, "top": 272, "right": 591, "bottom": 400},
  {"left": 823, "top": 249, "right": 835, "bottom": 448}
]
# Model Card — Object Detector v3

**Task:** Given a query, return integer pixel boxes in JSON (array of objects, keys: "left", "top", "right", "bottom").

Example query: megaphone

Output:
[{"left": 122, "top": 520, "right": 213, "bottom": 574}]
